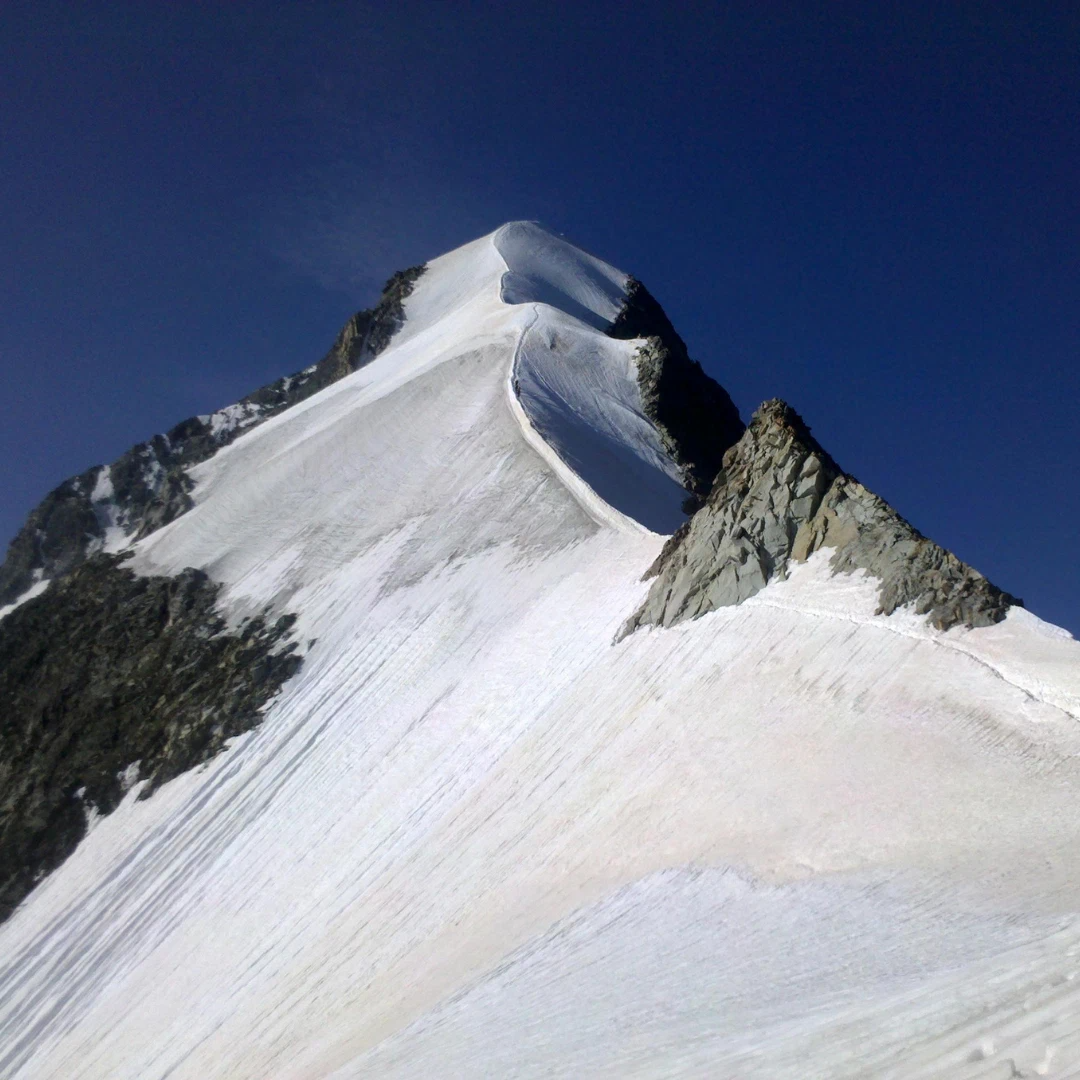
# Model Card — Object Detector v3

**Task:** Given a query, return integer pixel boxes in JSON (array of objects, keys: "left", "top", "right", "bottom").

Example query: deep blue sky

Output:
[{"left": 2, "top": 2, "right": 1077, "bottom": 633}]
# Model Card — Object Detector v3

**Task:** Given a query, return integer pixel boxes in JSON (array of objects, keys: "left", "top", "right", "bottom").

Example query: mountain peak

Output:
[{"left": 2, "top": 223, "right": 1079, "bottom": 1080}]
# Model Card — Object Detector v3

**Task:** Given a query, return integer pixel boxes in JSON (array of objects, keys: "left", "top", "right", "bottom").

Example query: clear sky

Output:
[{"left": 2, "top": 2, "right": 1077, "bottom": 633}]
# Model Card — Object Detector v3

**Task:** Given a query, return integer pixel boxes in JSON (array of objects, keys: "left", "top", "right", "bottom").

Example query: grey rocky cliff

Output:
[
  {"left": 607, "top": 277, "right": 745, "bottom": 498},
  {"left": 0, "top": 265, "right": 426, "bottom": 607},
  {"left": 622, "top": 399, "right": 1019, "bottom": 637},
  {"left": 0, "top": 552, "right": 302, "bottom": 923}
]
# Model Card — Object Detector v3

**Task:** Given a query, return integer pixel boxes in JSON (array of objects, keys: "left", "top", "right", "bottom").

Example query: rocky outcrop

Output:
[
  {"left": 607, "top": 277, "right": 744, "bottom": 498},
  {"left": 0, "top": 468, "right": 104, "bottom": 600},
  {"left": 0, "top": 265, "right": 426, "bottom": 606},
  {"left": 322, "top": 265, "right": 428, "bottom": 366},
  {"left": 0, "top": 552, "right": 302, "bottom": 923},
  {"left": 622, "top": 399, "right": 1019, "bottom": 636}
]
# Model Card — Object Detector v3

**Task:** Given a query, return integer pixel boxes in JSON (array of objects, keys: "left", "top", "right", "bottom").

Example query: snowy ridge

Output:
[
  {"left": 505, "top": 305, "right": 652, "bottom": 536},
  {"left": 0, "top": 258, "right": 423, "bottom": 610},
  {"left": 496, "top": 222, "right": 689, "bottom": 534},
  {"left": 2, "top": 224, "right": 1080, "bottom": 1079},
  {"left": 747, "top": 553, "right": 1080, "bottom": 722},
  {"left": 496, "top": 219, "right": 627, "bottom": 328}
]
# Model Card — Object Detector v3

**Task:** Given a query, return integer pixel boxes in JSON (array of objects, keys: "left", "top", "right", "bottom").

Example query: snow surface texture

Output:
[{"left": 2, "top": 223, "right": 1080, "bottom": 1079}]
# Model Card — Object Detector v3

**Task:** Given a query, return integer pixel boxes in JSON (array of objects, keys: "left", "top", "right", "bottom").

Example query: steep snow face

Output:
[
  {"left": 2, "top": 225, "right": 1080, "bottom": 1080},
  {"left": 510, "top": 307, "right": 688, "bottom": 534},
  {"left": 498, "top": 222, "right": 688, "bottom": 534}
]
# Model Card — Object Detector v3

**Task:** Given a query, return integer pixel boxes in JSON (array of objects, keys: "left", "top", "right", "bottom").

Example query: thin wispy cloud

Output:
[{"left": 257, "top": 124, "right": 503, "bottom": 300}]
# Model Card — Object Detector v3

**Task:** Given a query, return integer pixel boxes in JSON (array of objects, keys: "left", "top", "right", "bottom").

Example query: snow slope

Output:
[{"left": 2, "top": 223, "right": 1080, "bottom": 1079}]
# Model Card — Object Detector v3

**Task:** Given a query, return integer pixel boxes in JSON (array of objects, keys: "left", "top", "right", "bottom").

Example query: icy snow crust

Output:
[{"left": 2, "top": 223, "right": 1080, "bottom": 1078}]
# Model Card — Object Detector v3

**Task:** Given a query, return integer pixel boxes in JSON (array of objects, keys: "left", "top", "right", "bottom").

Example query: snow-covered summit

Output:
[
  {"left": 496, "top": 220, "right": 628, "bottom": 328},
  {"left": 383, "top": 220, "right": 715, "bottom": 533},
  {"left": 0, "top": 221, "right": 711, "bottom": 611},
  {"left": 394, "top": 220, "right": 630, "bottom": 341},
  {"left": 1, "top": 223, "right": 1080, "bottom": 1079},
  {"left": 118, "top": 221, "right": 707, "bottom": 608}
]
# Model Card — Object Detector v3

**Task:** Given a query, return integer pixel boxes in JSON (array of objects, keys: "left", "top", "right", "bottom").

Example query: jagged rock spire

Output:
[{"left": 622, "top": 399, "right": 1019, "bottom": 636}]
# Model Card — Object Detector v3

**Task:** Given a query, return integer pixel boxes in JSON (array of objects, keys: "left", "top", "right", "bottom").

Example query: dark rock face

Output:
[
  {"left": 0, "top": 553, "right": 302, "bottom": 923},
  {"left": 0, "top": 265, "right": 426, "bottom": 607},
  {"left": 607, "top": 277, "right": 744, "bottom": 496},
  {"left": 0, "top": 469, "right": 105, "bottom": 604},
  {"left": 623, "top": 399, "right": 1019, "bottom": 636}
]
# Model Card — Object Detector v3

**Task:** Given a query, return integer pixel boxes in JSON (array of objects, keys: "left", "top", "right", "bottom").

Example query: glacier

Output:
[{"left": 1, "top": 221, "right": 1080, "bottom": 1078}]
